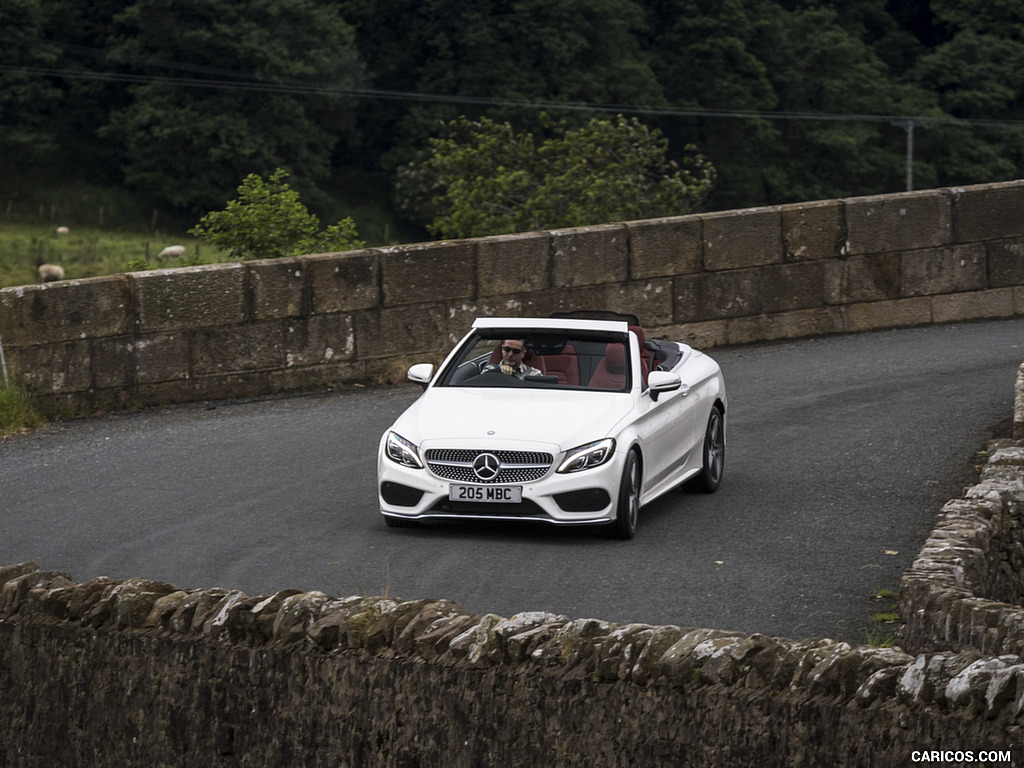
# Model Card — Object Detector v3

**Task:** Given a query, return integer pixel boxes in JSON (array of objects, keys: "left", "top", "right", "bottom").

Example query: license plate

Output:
[{"left": 449, "top": 485, "right": 522, "bottom": 503}]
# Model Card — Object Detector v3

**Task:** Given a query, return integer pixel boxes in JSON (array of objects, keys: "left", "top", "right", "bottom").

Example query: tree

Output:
[
  {"left": 645, "top": 0, "right": 931, "bottom": 206},
  {"left": 100, "top": 0, "right": 366, "bottom": 211},
  {"left": 337, "top": 0, "right": 664, "bottom": 169},
  {"left": 397, "top": 115, "right": 714, "bottom": 238},
  {"left": 189, "top": 169, "right": 364, "bottom": 260},
  {"left": 0, "top": 0, "right": 64, "bottom": 166},
  {"left": 906, "top": 3, "right": 1024, "bottom": 187}
]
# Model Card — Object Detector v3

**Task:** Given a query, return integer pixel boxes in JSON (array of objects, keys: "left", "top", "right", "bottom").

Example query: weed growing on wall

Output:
[{"left": 0, "top": 383, "right": 44, "bottom": 437}]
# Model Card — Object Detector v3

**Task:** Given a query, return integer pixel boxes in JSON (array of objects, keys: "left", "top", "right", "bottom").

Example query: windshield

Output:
[{"left": 436, "top": 330, "right": 632, "bottom": 392}]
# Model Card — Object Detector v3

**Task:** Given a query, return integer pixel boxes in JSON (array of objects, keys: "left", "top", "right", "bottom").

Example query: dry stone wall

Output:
[
  {"left": 1, "top": 181, "right": 1023, "bottom": 416},
  {"left": 0, "top": 560, "right": 1021, "bottom": 768}
]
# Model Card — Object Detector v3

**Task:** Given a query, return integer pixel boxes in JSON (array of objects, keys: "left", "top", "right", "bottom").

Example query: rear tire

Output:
[
  {"left": 685, "top": 407, "right": 725, "bottom": 493},
  {"left": 606, "top": 450, "right": 640, "bottom": 539}
]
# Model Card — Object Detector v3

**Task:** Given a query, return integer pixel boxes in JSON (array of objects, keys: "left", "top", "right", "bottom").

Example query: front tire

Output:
[
  {"left": 685, "top": 407, "right": 725, "bottom": 493},
  {"left": 607, "top": 449, "right": 640, "bottom": 539}
]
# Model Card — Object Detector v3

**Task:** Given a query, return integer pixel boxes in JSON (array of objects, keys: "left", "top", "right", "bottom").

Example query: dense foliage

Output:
[
  {"left": 189, "top": 169, "right": 364, "bottom": 260},
  {"left": 398, "top": 115, "right": 714, "bottom": 237},
  {"left": 2, "top": 0, "right": 1023, "bottom": 231}
]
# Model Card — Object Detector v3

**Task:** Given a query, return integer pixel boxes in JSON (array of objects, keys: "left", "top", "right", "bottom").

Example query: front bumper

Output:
[{"left": 377, "top": 442, "right": 624, "bottom": 526}]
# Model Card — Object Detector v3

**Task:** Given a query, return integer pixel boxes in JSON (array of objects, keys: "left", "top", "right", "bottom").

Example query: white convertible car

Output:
[{"left": 377, "top": 312, "right": 726, "bottom": 538}]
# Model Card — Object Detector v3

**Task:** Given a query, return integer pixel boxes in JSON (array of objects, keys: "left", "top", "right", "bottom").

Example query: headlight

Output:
[
  {"left": 557, "top": 438, "right": 616, "bottom": 473},
  {"left": 385, "top": 431, "right": 424, "bottom": 469}
]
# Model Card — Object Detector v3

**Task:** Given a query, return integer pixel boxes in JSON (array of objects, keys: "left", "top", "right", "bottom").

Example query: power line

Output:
[{"left": 3, "top": 61, "right": 1024, "bottom": 132}]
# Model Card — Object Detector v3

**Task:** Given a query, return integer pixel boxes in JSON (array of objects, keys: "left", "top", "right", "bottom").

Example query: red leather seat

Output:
[
  {"left": 543, "top": 345, "right": 579, "bottom": 385},
  {"left": 589, "top": 343, "right": 628, "bottom": 390}
]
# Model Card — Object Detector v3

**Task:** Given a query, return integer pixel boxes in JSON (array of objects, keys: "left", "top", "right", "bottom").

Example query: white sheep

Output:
[
  {"left": 56, "top": 226, "right": 70, "bottom": 235},
  {"left": 156, "top": 245, "right": 186, "bottom": 262},
  {"left": 38, "top": 264, "right": 65, "bottom": 283}
]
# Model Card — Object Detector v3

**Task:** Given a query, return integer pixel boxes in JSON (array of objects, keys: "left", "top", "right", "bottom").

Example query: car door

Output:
[{"left": 632, "top": 340, "right": 699, "bottom": 496}]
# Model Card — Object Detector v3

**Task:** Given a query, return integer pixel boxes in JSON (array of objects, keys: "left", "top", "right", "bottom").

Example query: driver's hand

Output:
[{"left": 500, "top": 364, "right": 515, "bottom": 376}]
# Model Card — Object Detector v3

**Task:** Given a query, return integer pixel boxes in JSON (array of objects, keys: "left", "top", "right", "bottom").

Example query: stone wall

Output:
[
  {"left": 898, "top": 365, "right": 1024, "bottom": 657},
  {"left": 2, "top": 181, "right": 1023, "bottom": 416},
  {"left": 0, "top": 560, "right": 1021, "bottom": 768}
]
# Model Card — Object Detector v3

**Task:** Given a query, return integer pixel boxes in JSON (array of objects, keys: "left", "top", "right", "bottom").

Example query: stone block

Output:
[
  {"left": 250, "top": 258, "right": 307, "bottom": 320},
  {"left": 824, "top": 254, "right": 901, "bottom": 304},
  {"left": 307, "top": 249, "right": 380, "bottom": 313},
  {"left": 90, "top": 337, "right": 134, "bottom": 389},
  {"left": 192, "top": 322, "right": 284, "bottom": 376},
  {"left": 8, "top": 340, "right": 91, "bottom": 393},
  {"left": 901, "top": 245, "right": 987, "bottom": 297},
  {"left": 477, "top": 232, "right": 551, "bottom": 294},
  {"left": 601, "top": 279, "right": 674, "bottom": 326},
  {"left": 953, "top": 181, "right": 1024, "bottom": 243},
  {"left": 134, "top": 332, "right": 190, "bottom": 384},
  {"left": 932, "top": 289, "right": 1015, "bottom": 324},
  {"left": 0, "top": 276, "right": 131, "bottom": 346},
  {"left": 782, "top": 200, "right": 845, "bottom": 262},
  {"left": 354, "top": 305, "right": 448, "bottom": 359},
  {"left": 550, "top": 225, "right": 628, "bottom": 288},
  {"left": 758, "top": 306, "right": 844, "bottom": 341},
  {"left": 844, "top": 189, "right": 952, "bottom": 255},
  {"left": 447, "top": 293, "right": 559, "bottom": 343},
  {"left": 381, "top": 241, "right": 475, "bottom": 307},
  {"left": 649, "top": 319, "right": 730, "bottom": 349},
  {"left": 267, "top": 360, "right": 367, "bottom": 393},
  {"left": 134, "top": 379, "right": 198, "bottom": 408},
  {"left": 134, "top": 264, "right": 246, "bottom": 332},
  {"left": 701, "top": 207, "right": 782, "bottom": 271},
  {"left": 987, "top": 238, "right": 1024, "bottom": 288},
  {"left": 190, "top": 371, "right": 271, "bottom": 402},
  {"left": 674, "top": 269, "right": 763, "bottom": 321},
  {"left": 626, "top": 215, "right": 702, "bottom": 279},
  {"left": 759, "top": 261, "right": 826, "bottom": 314},
  {"left": 841, "top": 297, "right": 932, "bottom": 332},
  {"left": 284, "top": 314, "right": 354, "bottom": 368}
]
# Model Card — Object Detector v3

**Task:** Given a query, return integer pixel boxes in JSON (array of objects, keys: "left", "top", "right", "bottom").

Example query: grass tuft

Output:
[{"left": 0, "top": 383, "right": 44, "bottom": 437}]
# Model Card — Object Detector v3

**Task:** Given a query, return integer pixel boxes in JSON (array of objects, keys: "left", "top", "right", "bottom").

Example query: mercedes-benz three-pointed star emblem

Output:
[{"left": 472, "top": 452, "right": 501, "bottom": 481}]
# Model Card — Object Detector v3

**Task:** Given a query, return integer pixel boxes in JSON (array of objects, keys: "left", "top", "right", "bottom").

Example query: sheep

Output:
[
  {"left": 38, "top": 264, "right": 65, "bottom": 283},
  {"left": 55, "top": 226, "right": 70, "bottom": 235},
  {"left": 156, "top": 245, "right": 186, "bottom": 262}
]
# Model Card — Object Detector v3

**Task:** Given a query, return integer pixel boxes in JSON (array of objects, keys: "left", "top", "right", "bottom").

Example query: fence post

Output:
[{"left": 0, "top": 335, "right": 8, "bottom": 387}]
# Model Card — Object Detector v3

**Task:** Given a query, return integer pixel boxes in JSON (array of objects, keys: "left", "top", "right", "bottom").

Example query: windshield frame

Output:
[{"left": 434, "top": 327, "right": 633, "bottom": 392}]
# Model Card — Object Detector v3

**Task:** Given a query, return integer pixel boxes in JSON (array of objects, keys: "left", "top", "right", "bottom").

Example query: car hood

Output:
[{"left": 392, "top": 387, "right": 634, "bottom": 452}]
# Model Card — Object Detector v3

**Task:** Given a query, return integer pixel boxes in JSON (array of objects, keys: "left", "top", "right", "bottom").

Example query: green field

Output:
[
  {"left": 0, "top": 170, "right": 421, "bottom": 290},
  {"left": 0, "top": 223, "right": 227, "bottom": 289}
]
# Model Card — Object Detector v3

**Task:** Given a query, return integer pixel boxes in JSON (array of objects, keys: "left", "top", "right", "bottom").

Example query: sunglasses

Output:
[{"left": 502, "top": 345, "right": 525, "bottom": 354}]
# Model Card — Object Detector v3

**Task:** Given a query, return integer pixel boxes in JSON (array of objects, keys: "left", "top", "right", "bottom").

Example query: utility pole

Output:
[{"left": 894, "top": 120, "right": 919, "bottom": 191}]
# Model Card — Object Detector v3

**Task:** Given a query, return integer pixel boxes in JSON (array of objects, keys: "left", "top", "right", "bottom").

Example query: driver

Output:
[{"left": 482, "top": 339, "right": 541, "bottom": 379}]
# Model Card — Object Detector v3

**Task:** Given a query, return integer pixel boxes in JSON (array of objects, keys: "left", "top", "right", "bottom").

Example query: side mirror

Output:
[
  {"left": 407, "top": 363, "right": 435, "bottom": 389},
  {"left": 647, "top": 370, "right": 681, "bottom": 402}
]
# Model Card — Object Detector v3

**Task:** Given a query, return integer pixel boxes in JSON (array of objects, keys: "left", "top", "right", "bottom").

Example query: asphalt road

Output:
[{"left": 2, "top": 318, "right": 1023, "bottom": 642}]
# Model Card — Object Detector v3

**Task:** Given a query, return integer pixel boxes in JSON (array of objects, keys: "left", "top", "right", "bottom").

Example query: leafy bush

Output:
[
  {"left": 396, "top": 115, "right": 716, "bottom": 239},
  {"left": 189, "top": 169, "right": 365, "bottom": 260}
]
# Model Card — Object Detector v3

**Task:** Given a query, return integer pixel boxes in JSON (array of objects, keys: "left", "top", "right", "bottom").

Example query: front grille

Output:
[
  {"left": 429, "top": 498, "right": 547, "bottom": 517},
  {"left": 425, "top": 449, "right": 553, "bottom": 484}
]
